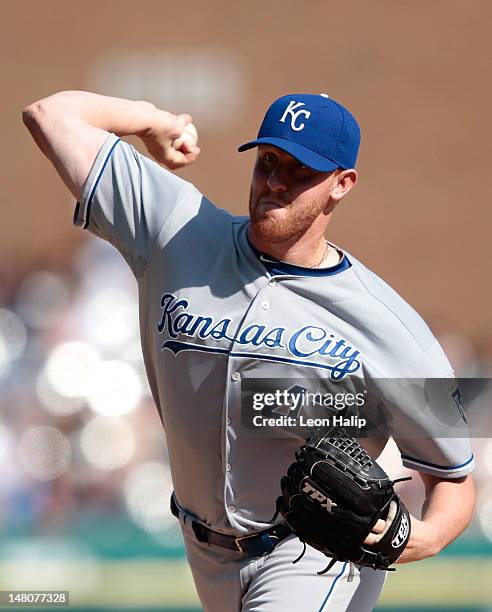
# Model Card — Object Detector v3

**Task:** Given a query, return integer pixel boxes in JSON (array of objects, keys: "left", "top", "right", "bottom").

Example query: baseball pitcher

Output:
[{"left": 23, "top": 90, "right": 475, "bottom": 611}]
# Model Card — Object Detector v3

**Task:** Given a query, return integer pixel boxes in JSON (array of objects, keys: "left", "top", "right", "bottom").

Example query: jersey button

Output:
[
  {"left": 231, "top": 372, "right": 241, "bottom": 382},
  {"left": 226, "top": 417, "right": 231, "bottom": 426},
  {"left": 228, "top": 505, "right": 237, "bottom": 513},
  {"left": 226, "top": 462, "right": 232, "bottom": 472},
  {"left": 261, "top": 300, "right": 270, "bottom": 310},
  {"left": 268, "top": 279, "right": 277, "bottom": 287}
]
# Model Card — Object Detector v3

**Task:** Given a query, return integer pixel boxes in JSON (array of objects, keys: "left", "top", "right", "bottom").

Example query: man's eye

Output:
[{"left": 264, "top": 153, "right": 276, "bottom": 163}]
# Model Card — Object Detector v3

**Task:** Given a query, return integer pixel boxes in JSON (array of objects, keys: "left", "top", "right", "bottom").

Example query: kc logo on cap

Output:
[
  {"left": 238, "top": 93, "right": 361, "bottom": 172},
  {"left": 279, "top": 100, "right": 311, "bottom": 132}
]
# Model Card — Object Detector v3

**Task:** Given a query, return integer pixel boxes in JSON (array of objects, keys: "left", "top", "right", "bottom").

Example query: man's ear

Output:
[{"left": 331, "top": 169, "right": 358, "bottom": 202}]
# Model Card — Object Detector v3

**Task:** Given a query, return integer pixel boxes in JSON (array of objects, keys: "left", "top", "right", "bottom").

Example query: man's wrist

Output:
[
  {"left": 137, "top": 107, "right": 176, "bottom": 140},
  {"left": 397, "top": 516, "right": 442, "bottom": 563}
]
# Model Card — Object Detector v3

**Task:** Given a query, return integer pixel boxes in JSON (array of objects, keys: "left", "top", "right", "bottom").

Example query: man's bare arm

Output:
[
  {"left": 396, "top": 472, "right": 475, "bottom": 563},
  {"left": 22, "top": 91, "right": 199, "bottom": 201},
  {"left": 364, "top": 472, "right": 475, "bottom": 563}
]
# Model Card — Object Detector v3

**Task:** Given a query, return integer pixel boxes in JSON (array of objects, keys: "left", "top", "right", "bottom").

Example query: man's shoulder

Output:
[{"left": 345, "top": 251, "right": 436, "bottom": 351}]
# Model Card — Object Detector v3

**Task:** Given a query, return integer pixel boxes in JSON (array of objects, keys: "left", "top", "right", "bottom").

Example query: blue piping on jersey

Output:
[
  {"left": 230, "top": 351, "right": 350, "bottom": 378},
  {"left": 317, "top": 561, "right": 348, "bottom": 611},
  {"left": 247, "top": 235, "right": 351, "bottom": 277},
  {"left": 161, "top": 342, "right": 356, "bottom": 379},
  {"left": 161, "top": 340, "right": 230, "bottom": 355},
  {"left": 261, "top": 255, "right": 351, "bottom": 277},
  {"left": 401, "top": 453, "right": 474, "bottom": 471},
  {"left": 81, "top": 138, "right": 121, "bottom": 229}
]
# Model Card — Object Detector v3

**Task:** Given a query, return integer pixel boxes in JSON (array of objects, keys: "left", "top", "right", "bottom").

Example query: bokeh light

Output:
[
  {"left": 88, "top": 47, "right": 247, "bottom": 130},
  {"left": 483, "top": 439, "right": 492, "bottom": 475},
  {"left": 14, "top": 271, "right": 70, "bottom": 330},
  {"left": 124, "top": 462, "right": 174, "bottom": 532},
  {"left": 0, "top": 335, "right": 9, "bottom": 381},
  {"left": 0, "top": 308, "right": 27, "bottom": 360},
  {"left": 0, "top": 421, "right": 10, "bottom": 460},
  {"left": 18, "top": 426, "right": 72, "bottom": 481},
  {"left": 44, "top": 341, "right": 100, "bottom": 399},
  {"left": 80, "top": 416, "right": 136, "bottom": 471},
  {"left": 81, "top": 287, "right": 139, "bottom": 350},
  {"left": 87, "top": 360, "right": 143, "bottom": 417},
  {"left": 36, "top": 370, "right": 86, "bottom": 417}
]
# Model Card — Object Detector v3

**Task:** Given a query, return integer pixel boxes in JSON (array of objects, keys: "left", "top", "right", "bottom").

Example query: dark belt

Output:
[{"left": 170, "top": 493, "right": 291, "bottom": 556}]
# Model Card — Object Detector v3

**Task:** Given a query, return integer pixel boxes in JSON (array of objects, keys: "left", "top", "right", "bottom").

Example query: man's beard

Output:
[{"left": 249, "top": 188, "right": 327, "bottom": 243}]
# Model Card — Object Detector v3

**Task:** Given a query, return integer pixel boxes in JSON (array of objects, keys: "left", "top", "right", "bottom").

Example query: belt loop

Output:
[
  {"left": 192, "top": 521, "right": 208, "bottom": 543},
  {"left": 170, "top": 492, "right": 191, "bottom": 529},
  {"left": 261, "top": 533, "right": 276, "bottom": 553},
  {"left": 170, "top": 492, "right": 179, "bottom": 519}
]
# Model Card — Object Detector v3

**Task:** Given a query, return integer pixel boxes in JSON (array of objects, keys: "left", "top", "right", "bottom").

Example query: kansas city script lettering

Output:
[{"left": 157, "top": 293, "right": 361, "bottom": 379}]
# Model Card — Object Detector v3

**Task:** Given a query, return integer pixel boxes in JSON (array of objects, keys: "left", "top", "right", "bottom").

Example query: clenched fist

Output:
[{"left": 141, "top": 110, "right": 200, "bottom": 169}]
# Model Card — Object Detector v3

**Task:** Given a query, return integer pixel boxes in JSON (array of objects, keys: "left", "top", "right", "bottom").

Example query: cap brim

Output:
[{"left": 237, "top": 137, "right": 339, "bottom": 172}]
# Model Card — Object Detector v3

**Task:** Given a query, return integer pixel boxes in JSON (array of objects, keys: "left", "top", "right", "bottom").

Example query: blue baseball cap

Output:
[{"left": 238, "top": 93, "right": 360, "bottom": 172}]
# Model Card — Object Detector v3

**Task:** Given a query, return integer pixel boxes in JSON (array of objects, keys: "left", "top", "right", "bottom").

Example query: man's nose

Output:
[{"left": 266, "top": 168, "right": 288, "bottom": 192}]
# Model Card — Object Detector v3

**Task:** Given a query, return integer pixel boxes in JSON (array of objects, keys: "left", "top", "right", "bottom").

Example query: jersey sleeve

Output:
[
  {"left": 375, "top": 342, "right": 475, "bottom": 479},
  {"left": 73, "top": 133, "right": 200, "bottom": 277}
]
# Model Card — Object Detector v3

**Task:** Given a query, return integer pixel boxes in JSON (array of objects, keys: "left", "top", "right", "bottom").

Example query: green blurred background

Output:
[{"left": 2, "top": 1, "right": 492, "bottom": 610}]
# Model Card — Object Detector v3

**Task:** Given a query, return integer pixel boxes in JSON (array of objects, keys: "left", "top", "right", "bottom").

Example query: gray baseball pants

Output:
[{"left": 174, "top": 503, "right": 386, "bottom": 611}]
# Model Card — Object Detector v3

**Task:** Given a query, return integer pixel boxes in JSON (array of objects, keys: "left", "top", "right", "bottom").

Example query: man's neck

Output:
[{"left": 247, "top": 224, "right": 336, "bottom": 269}]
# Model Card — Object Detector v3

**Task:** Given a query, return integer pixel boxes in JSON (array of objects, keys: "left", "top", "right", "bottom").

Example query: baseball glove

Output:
[{"left": 273, "top": 427, "right": 411, "bottom": 573}]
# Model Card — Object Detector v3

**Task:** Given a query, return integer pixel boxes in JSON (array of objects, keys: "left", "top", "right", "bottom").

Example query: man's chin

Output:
[{"left": 249, "top": 217, "right": 296, "bottom": 244}]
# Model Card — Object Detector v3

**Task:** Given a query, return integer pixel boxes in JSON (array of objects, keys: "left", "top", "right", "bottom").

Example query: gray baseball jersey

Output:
[
  {"left": 74, "top": 135, "right": 473, "bottom": 532},
  {"left": 73, "top": 133, "right": 474, "bottom": 610}
]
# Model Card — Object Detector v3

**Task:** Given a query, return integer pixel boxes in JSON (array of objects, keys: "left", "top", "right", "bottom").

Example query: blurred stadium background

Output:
[{"left": 2, "top": 1, "right": 492, "bottom": 610}]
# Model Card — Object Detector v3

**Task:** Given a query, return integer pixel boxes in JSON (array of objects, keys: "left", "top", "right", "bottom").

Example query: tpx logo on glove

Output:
[
  {"left": 302, "top": 481, "right": 337, "bottom": 512},
  {"left": 391, "top": 512, "right": 410, "bottom": 548}
]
